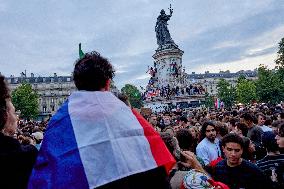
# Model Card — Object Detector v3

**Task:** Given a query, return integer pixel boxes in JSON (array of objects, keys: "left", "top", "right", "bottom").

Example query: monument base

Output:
[
  {"left": 152, "top": 45, "right": 184, "bottom": 89},
  {"left": 143, "top": 95, "right": 205, "bottom": 113}
]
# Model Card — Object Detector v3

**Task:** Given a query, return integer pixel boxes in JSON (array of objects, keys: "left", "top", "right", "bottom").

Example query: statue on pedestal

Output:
[{"left": 155, "top": 5, "right": 175, "bottom": 48}]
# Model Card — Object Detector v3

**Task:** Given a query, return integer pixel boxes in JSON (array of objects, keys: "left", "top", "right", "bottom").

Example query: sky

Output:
[{"left": 0, "top": 0, "right": 283, "bottom": 89}]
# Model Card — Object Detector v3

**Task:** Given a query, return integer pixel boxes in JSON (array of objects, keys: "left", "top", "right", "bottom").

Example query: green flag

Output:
[{"left": 79, "top": 43, "right": 85, "bottom": 58}]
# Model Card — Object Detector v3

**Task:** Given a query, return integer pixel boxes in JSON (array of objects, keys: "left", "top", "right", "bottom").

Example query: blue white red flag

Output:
[{"left": 28, "top": 91, "right": 175, "bottom": 189}]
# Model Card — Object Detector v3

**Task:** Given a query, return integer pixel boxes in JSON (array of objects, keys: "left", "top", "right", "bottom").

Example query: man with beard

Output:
[
  {"left": 196, "top": 121, "right": 221, "bottom": 166},
  {"left": 213, "top": 133, "right": 271, "bottom": 189}
]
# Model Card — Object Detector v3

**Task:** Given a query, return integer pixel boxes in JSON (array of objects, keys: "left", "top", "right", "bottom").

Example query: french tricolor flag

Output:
[{"left": 28, "top": 91, "right": 175, "bottom": 189}]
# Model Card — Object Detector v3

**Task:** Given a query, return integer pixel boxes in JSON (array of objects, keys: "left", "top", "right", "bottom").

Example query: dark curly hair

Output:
[
  {"left": 241, "top": 113, "right": 254, "bottom": 122},
  {"left": 221, "top": 133, "right": 245, "bottom": 149},
  {"left": 200, "top": 121, "right": 216, "bottom": 140},
  {"left": 235, "top": 122, "right": 248, "bottom": 137},
  {"left": 175, "top": 128, "right": 193, "bottom": 151},
  {"left": 0, "top": 74, "right": 10, "bottom": 130},
  {"left": 73, "top": 51, "right": 115, "bottom": 91}
]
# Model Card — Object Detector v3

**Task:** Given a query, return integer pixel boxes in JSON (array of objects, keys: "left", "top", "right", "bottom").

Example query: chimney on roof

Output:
[{"left": 31, "top": 73, "right": 34, "bottom": 78}]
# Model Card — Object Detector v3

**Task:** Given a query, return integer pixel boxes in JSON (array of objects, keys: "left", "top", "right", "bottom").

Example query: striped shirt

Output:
[{"left": 256, "top": 154, "right": 284, "bottom": 188}]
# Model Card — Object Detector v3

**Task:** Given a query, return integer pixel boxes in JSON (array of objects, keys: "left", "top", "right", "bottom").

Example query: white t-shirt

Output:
[{"left": 196, "top": 137, "right": 221, "bottom": 165}]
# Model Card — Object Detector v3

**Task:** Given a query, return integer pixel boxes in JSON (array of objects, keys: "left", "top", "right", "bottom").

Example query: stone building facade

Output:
[
  {"left": 7, "top": 73, "right": 75, "bottom": 119},
  {"left": 6, "top": 73, "right": 118, "bottom": 119},
  {"left": 186, "top": 70, "right": 257, "bottom": 95}
]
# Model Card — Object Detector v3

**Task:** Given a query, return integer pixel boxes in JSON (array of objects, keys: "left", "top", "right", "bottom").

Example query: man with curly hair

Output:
[{"left": 29, "top": 51, "right": 175, "bottom": 189}]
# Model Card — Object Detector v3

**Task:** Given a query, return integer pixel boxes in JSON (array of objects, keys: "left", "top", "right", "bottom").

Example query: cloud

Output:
[
  {"left": 135, "top": 74, "right": 150, "bottom": 80},
  {"left": 190, "top": 53, "right": 277, "bottom": 74},
  {"left": 212, "top": 41, "right": 241, "bottom": 50},
  {"left": 0, "top": 0, "right": 283, "bottom": 90}
]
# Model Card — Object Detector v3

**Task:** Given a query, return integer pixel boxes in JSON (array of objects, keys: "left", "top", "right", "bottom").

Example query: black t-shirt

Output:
[
  {"left": 0, "top": 133, "right": 38, "bottom": 189},
  {"left": 213, "top": 159, "right": 271, "bottom": 189},
  {"left": 96, "top": 166, "right": 171, "bottom": 189}
]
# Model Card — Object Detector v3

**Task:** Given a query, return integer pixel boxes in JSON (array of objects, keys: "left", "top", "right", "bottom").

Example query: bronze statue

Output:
[{"left": 155, "top": 5, "right": 175, "bottom": 48}]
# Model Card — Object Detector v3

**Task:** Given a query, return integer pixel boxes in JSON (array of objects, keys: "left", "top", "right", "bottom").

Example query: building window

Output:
[{"left": 51, "top": 105, "right": 55, "bottom": 112}]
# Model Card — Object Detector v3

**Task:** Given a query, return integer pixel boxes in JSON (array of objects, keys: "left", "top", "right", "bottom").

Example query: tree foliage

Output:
[
  {"left": 275, "top": 37, "right": 284, "bottom": 67},
  {"left": 121, "top": 84, "right": 143, "bottom": 109},
  {"left": 255, "top": 65, "right": 284, "bottom": 104},
  {"left": 236, "top": 77, "right": 256, "bottom": 104},
  {"left": 237, "top": 75, "right": 246, "bottom": 83},
  {"left": 204, "top": 92, "right": 214, "bottom": 108},
  {"left": 11, "top": 83, "right": 39, "bottom": 119},
  {"left": 232, "top": 37, "right": 284, "bottom": 105},
  {"left": 275, "top": 37, "right": 284, "bottom": 82},
  {"left": 217, "top": 79, "right": 236, "bottom": 108}
]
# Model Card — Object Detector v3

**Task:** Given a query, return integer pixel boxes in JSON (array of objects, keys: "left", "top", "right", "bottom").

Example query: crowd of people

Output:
[
  {"left": 1, "top": 51, "right": 284, "bottom": 189},
  {"left": 143, "top": 84, "right": 205, "bottom": 100},
  {"left": 143, "top": 61, "right": 205, "bottom": 101},
  {"left": 16, "top": 120, "right": 47, "bottom": 149},
  {"left": 145, "top": 104, "right": 284, "bottom": 188}
]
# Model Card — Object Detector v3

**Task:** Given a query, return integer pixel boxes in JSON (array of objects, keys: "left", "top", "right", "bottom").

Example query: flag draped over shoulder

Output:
[{"left": 28, "top": 91, "right": 175, "bottom": 189}]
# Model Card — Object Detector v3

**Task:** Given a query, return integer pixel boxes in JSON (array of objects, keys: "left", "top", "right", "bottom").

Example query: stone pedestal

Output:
[{"left": 152, "top": 45, "right": 184, "bottom": 89}]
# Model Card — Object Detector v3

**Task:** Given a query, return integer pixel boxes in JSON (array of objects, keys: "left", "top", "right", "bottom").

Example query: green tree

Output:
[
  {"left": 237, "top": 75, "right": 246, "bottom": 83},
  {"left": 204, "top": 92, "right": 214, "bottom": 108},
  {"left": 217, "top": 79, "right": 236, "bottom": 108},
  {"left": 275, "top": 37, "right": 284, "bottom": 92},
  {"left": 121, "top": 84, "right": 143, "bottom": 108},
  {"left": 236, "top": 77, "right": 257, "bottom": 104},
  {"left": 255, "top": 65, "right": 284, "bottom": 104},
  {"left": 11, "top": 83, "right": 39, "bottom": 119},
  {"left": 275, "top": 37, "right": 284, "bottom": 67}
]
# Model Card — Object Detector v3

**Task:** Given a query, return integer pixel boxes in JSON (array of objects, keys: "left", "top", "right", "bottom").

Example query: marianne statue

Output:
[{"left": 155, "top": 5, "right": 176, "bottom": 48}]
